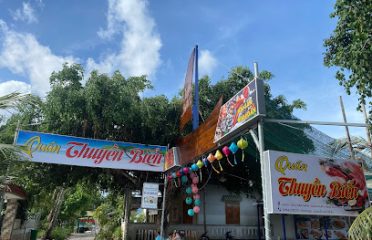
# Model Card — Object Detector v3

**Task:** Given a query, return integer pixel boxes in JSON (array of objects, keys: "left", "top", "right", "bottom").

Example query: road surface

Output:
[{"left": 67, "top": 232, "right": 96, "bottom": 240}]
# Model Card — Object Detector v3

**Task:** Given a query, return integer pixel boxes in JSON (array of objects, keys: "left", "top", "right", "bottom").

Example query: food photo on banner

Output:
[{"left": 14, "top": 130, "right": 167, "bottom": 172}]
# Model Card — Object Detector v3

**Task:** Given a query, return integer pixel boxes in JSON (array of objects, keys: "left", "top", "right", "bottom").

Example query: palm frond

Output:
[
  {"left": 0, "top": 92, "right": 33, "bottom": 110},
  {"left": 349, "top": 206, "right": 372, "bottom": 240}
]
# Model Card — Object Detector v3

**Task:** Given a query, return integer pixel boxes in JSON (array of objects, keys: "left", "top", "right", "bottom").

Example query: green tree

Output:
[{"left": 324, "top": 0, "right": 372, "bottom": 114}]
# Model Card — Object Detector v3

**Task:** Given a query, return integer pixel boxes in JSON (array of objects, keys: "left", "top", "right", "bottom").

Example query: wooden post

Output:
[{"left": 123, "top": 188, "right": 132, "bottom": 240}]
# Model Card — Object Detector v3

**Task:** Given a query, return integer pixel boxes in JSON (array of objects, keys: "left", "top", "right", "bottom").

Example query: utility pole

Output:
[
  {"left": 254, "top": 62, "right": 271, "bottom": 240},
  {"left": 339, "top": 96, "right": 355, "bottom": 160}
]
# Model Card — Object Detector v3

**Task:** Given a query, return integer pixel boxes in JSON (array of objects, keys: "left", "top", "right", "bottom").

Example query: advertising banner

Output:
[
  {"left": 164, "top": 147, "right": 180, "bottom": 171},
  {"left": 141, "top": 182, "right": 159, "bottom": 209},
  {"left": 214, "top": 78, "right": 265, "bottom": 143},
  {"left": 180, "top": 48, "right": 195, "bottom": 130},
  {"left": 14, "top": 130, "right": 167, "bottom": 172},
  {"left": 264, "top": 150, "right": 370, "bottom": 217}
]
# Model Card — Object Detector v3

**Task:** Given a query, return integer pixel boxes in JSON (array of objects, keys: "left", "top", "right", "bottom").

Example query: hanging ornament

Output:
[
  {"left": 186, "top": 187, "right": 192, "bottom": 194},
  {"left": 196, "top": 159, "right": 204, "bottom": 168},
  {"left": 176, "top": 170, "right": 182, "bottom": 177},
  {"left": 193, "top": 194, "right": 200, "bottom": 200},
  {"left": 214, "top": 150, "right": 224, "bottom": 172},
  {"left": 222, "top": 146, "right": 234, "bottom": 167},
  {"left": 187, "top": 209, "right": 195, "bottom": 217},
  {"left": 167, "top": 175, "right": 173, "bottom": 181},
  {"left": 191, "top": 163, "right": 199, "bottom": 172},
  {"left": 229, "top": 142, "right": 239, "bottom": 165},
  {"left": 181, "top": 175, "right": 188, "bottom": 185},
  {"left": 172, "top": 172, "right": 177, "bottom": 178},
  {"left": 183, "top": 167, "right": 190, "bottom": 175},
  {"left": 185, "top": 197, "right": 193, "bottom": 205},
  {"left": 207, "top": 153, "right": 220, "bottom": 174},
  {"left": 192, "top": 186, "right": 199, "bottom": 194},
  {"left": 237, "top": 137, "right": 248, "bottom": 162},
  {"left": 192, "top": 176, "right": 199, "bottom": 184},
  {"left": 194, "top": 198, "right": 201, "bottom": 206},
  {"left": 193, "top": 206, "right": 200, "bottom": 214},
  {"left": 202, "top": 157, "right": 209, "bottom": 166}
]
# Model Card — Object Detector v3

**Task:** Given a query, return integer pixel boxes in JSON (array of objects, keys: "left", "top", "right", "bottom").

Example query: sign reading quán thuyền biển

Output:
[
  {"left": 264, "top": 150, "right": 370, "bottom": 217},
  {"left": 15, "top": 130, "right": 166, "bottom": 172}
]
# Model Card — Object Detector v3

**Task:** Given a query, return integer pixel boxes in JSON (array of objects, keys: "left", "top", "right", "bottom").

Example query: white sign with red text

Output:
[
  {"left": 15, "top": 130, "right": 167, "bottom": 172},
  {"left": 264, "top": 150, "right": 370, "bottom": 216}
]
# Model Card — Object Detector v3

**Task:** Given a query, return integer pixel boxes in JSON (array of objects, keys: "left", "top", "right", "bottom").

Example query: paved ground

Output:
[{"left": 67, "top": 232, "right": 96, "bottom": 240}]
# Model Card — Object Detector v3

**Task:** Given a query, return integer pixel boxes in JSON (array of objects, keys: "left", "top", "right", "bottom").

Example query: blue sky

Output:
[{"left": 0, "top": 0, "right": 368, "bottom": 139}]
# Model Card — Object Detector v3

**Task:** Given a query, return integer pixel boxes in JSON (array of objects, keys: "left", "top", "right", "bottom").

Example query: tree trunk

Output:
[
  {"left": 122, "top": 189, "right": 132, "bottom": 240},
  {"left": 42, "top": 187, "right": 66, "bottom": 240}
]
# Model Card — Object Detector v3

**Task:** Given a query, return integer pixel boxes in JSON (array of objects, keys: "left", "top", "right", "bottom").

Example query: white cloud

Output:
[
  {"left": 90, "top": 0, "right": 162, "bottom": 78},
  {"left": 11, "top": 2, "right": 38, "bottom": 24},
  {"left": 199, "top": 49, "right": 218, "bottom": 77},
  {"left": 0, "top": 20, "right": 76, "bottom": 97},
  {"left": 0, "top": 80, "right": 31, "bottom": 96}
]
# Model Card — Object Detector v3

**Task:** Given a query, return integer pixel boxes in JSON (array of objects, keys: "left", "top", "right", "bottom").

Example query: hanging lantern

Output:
[
  {"left": 194, "top": 199, "right": 201, "bottom": 206},
  {"left": 181, "top": 175, "right": 188, "bottom": 185},
  {"left": 191, "top": 163, "right": 199, "bottom": 171},
  {"left": 192, "top": 176, "right": 199, "bottom": 184},
  {"left": 185, "top": 197, "right": 193, "bottom": 205},
  {"left": 207, "top": 153, "right": 216, "bottom": 163},
  {"left": 214, "top": 150, "right": 224, "bottom": 172},
  {"left": 167, "top": 175, "right": 173, "bottom": 181},
  {"left": 172, "top": 172, "right": 177, "bottom": 178},
  {"left": 176, "top": 170, "right": 182, "bottom": 177},
  {"left": 229, "top": 142, "right": 239, "bottom": 165},
  {"left": 196, "top": 160, "right": 204, "bottom": 168},
  {"left": 193, "top": 206, "right": 200, "bottom": 214},
  {"left": 192, "top": 186, "right": 199, "bottom": 194},
  {"left": 193, "top": 194, "right": 200, "bottom": 200},
  {"left": 237, "top": 138, "right": 248, "bottom": 162},
  {"left": 187, "top": 209, "right": 195, "bottom": 217},
  {"left": 183, "top": 167, "right": 190, "bottom": 174},
  {"left": 222, "top": 146, "right": 234, "bottom": 167},
  {"left": 186, "top": 187, "right": 192, "bottom": 194},
  {"left": 202, "top": 157, "right": 209, "bottom": 166}
]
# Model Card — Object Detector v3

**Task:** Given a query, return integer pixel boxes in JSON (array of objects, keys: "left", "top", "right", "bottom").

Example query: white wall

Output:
[{"left": 196, "top": 184, "right": 258, "bottom": 226}]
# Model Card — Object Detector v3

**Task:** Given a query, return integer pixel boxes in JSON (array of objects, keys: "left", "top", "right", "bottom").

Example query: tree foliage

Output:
[{"left": 324, "top": 0, "right": 372, "bottom": 114}]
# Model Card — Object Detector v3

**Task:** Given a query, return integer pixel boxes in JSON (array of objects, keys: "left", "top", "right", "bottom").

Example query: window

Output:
[{"left": 225, "top": 201, "right": 240, "bottom": 224}]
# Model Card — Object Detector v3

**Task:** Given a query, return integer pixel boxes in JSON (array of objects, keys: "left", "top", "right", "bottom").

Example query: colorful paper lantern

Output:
[
  {"left": 214, "top": 150, "right": 224, "bottom": 171},
  {"left": 172, "top": 172, "right": 177, "bottom": 178},
  {"left": 183, "top": 167, "right": 190, "bottom": 174},
  {"left": 185, "top": 197, "right": 192, "bottom": 205},
  {"left": 186, "top": 187, "right": 192, "bottom": 194},
  {"left": 187, "top": 209, "right": 195, "bottom": 217},
  {"left": 229, "top": 142, "right": 239, "bottom": 165},
  {"left": 202, "top": 157, "right": 209, "bottom": 166},
  {"left": 191, "top": 163, "right": 199, "bottom": 171},
  {"left": 167, "top": 175, "right": 173, "bottom": 181},
  {"left": 237, "top": 138, "right": 248, "bottom": 162},
  {"left": 194, "top": 199, "right": 201, "bottom": 206},
  {"left": 222, "top": 146, "right": 234, "bottom": 166},
  {"left": 192, "top": 176, "right": 199, "bottom": 184},
  {"left": 207, "top": 153, "right": 216, "bottom": 163},
  {"left": 196, "top": 160, "right": 204, "bottom": 168},
  {"left": 193, "top": 194, "right": 200, "bottom": 200},
  {"left": 192, "top": 187, "right": 199, "bottom": 194},
  {"left": 176, "top": 170, "right": 182, "bottom": 177},
  {"left": 193, "top": 206, "right": 200, "bottom": 213},
  {"left": 181, "top": 175, "right": 188, "bottom": 184}
]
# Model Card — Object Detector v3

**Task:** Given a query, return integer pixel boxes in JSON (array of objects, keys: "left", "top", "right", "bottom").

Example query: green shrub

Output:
[{"left": 51, "top": 226, "right": 72, "bottom": 240}]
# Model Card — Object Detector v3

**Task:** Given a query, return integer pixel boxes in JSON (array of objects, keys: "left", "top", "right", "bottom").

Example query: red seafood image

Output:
[{"left": 319, "top": 159, "right": 369, "bottom": 210}]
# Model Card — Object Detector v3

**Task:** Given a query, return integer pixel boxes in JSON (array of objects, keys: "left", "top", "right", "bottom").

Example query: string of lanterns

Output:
[{"left": 166, "top": 137, "right": 249, "bottom": 217}]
